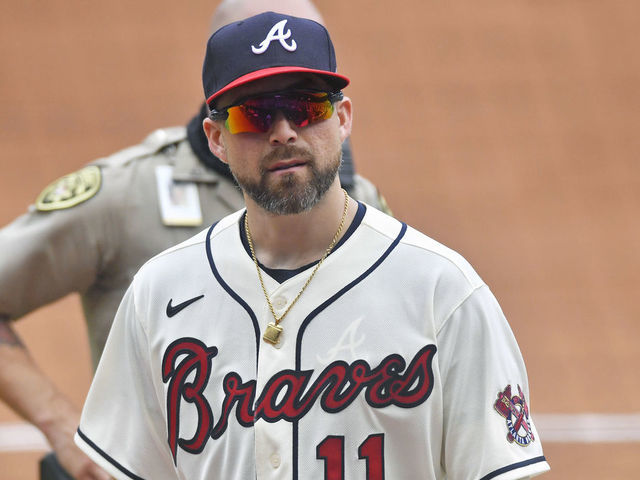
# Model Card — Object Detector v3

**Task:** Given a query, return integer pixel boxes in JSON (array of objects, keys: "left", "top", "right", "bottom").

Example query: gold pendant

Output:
[{"left": 263, "top": 322, "right": 283, "bottom": 345}]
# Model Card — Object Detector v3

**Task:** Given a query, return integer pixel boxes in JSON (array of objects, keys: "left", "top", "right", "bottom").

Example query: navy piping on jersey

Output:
[
  {"left": 479, "top": 456, "right": 548, "bottom": 480},
  {"left": 239, "top": 201, "right": 367, "bottom": 283},
  {"left": 205, "top": 221, "right": 261, "bottom": 368},
  {"left": 292, "top": 221, "right": 408, "bottom": 480},
  {"left": 76, "top": 428, "right": 145, "bottom": 480}
]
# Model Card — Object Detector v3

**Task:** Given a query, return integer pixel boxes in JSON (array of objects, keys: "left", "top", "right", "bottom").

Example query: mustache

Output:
[{"left": 261, "top": 145, "right": 314, "bottom": 165}]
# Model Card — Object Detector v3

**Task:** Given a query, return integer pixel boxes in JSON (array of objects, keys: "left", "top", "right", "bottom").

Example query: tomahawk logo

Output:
[
  {"left": 252, "top": 19, "right": 297, "bottom": 54},
  {"left": 494, "top": 384, "right": 535, "bottom": 446}
]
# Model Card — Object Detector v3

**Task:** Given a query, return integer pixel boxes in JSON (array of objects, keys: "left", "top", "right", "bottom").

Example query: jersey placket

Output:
[{"left": 254, "top": 278, "right": 301, "bottom": 479}]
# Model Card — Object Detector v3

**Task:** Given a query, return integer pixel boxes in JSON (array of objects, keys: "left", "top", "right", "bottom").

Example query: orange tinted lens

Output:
[{"left": 225, "top": 105, "right": 271, "bottom": 134}]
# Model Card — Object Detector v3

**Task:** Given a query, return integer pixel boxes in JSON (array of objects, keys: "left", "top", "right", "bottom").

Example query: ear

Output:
[
  {"left": 202, "top": 118, "right": 228, "bottom": 163},
  {"left": 335, "top": 96, "right": 353, "bottom": 143}
]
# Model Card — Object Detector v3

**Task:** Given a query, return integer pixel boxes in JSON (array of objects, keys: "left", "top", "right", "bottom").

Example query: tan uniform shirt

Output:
[{"left": 0, "top": 126, "right": 387, "bottom": 369}]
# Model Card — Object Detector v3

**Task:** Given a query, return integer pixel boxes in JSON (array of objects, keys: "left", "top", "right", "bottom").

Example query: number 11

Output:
[{"left": 316, "top": 433, "right": 385, "bottom": 480}]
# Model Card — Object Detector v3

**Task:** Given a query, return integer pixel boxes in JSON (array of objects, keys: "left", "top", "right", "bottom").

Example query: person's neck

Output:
[{"left": 245, "top": 184, "right": 355, "bottom": 270}]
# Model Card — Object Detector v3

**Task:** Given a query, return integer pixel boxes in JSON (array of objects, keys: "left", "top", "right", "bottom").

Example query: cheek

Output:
[
  {"left": 311, "top": 119, "right": 344, "bottom": 156},
  {"left": 220, "top": 135, "right": 265, "bottom": 170}
]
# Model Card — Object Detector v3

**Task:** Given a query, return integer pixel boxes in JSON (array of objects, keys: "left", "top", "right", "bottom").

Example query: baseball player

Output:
[
  {"left": 75, "top": 11, "right": 550, "bottom": 480},
  {"left": 0, "top": 2, "right": 389, "bottom": 479}
]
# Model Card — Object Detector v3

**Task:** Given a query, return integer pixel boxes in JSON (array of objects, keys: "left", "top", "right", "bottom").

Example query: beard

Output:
[{"left": 230, "top": 145, "right": 342, "bottom": 215}]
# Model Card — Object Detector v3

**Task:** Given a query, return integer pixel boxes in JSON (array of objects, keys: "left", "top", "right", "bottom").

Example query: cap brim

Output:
[{"left": 206, "top": 66, "right": 350, "bottom": 106}]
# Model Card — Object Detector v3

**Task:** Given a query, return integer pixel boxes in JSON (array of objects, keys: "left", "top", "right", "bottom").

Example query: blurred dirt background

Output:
[{"left": 1, "top": 1, "right": 639, "bottom": 478}]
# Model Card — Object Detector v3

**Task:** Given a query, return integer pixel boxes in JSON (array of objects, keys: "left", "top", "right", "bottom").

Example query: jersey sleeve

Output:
[
  {"left": 75, "top": 282, "right": 175, "bottom": 480},
  {"left": 437, "top": 285, "right": 550, "bottom": 479},
  {"left": 0, "top": 174, "right": 116, "bottom": 320}
]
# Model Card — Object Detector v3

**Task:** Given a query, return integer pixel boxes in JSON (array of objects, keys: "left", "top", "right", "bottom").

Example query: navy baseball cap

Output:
[{"left": 202, "top": 11, "right": 350, "bottom": 107}]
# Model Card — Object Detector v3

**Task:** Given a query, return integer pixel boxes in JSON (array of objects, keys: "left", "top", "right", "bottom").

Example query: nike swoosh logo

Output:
[{"left": 166, "top": 295, "right": 205, "bottom": 318}]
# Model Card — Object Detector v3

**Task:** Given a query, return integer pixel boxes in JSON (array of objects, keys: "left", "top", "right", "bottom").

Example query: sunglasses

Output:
[{"left": 209, "top": 90, "right": 344, "bottom": 134}]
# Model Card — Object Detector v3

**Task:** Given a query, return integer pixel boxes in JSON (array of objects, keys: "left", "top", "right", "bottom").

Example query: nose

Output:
[{"left": 268, "top": 111, "right": 298, "bottom": 146}]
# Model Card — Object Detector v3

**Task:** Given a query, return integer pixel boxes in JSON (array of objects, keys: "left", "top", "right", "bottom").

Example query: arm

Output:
[
  {"left": 0, "top": 318, "right": 110, "bottom": 480},
  {"left": 437, "top": 286, "right": 550, "bottom": 479},
  {"left": 0, "top": 169, "right": 116, "bottom": 479},
  {"left": 76, "top": 284, "right": 177, "bottom": 479}
]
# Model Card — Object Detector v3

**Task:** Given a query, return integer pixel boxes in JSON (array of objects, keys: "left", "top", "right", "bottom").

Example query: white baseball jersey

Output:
[{"left": 76, "top": 203, "right": 550, "bottom": 479}]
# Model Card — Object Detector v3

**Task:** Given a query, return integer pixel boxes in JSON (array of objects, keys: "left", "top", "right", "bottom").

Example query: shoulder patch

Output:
[
  {"left": 494, "top": 384, "right": 535, "bottom": 446},
  {"left": 35, "top": 165, "right": 102, "bottom": 211}
]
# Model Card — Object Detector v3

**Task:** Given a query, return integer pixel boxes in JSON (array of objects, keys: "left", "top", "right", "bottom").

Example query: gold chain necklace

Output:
[{"left": 245, "top": 188, "right": 349, "bottom": 345}]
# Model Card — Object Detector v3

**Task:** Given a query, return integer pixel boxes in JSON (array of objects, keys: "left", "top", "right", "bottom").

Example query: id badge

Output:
[{"left": 155, "top": 165, "right": 203, "bottom": 227}]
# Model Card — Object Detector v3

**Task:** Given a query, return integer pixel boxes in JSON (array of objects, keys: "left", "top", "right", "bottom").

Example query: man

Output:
[
  {"left": 75, "top": 11, "right": 550, "bottom": 480},
  {"left": 0, "top": 2, "right": 388, "bottom": 479}
]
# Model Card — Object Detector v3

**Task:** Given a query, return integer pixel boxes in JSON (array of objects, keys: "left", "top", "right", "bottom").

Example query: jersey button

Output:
[
  {"left": 270, "top": 453, "right": 281, "bottom": 468},
  {"left": 272, "top": 296, "right": 287, "bottom": 309}
]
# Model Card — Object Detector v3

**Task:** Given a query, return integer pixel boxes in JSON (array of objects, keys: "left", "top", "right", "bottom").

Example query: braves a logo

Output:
[
  {"left": 162, "top": 338, "right": 436, "bottom": 464},
  {"left": 494, "top": 384, "right": 535, "bottom": 446},
  {"left": 317, "top": 316, "right": 366, "bottom": 363},
  {"left": 251, "top": 19, "right": 297, "bottom": 54}
]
